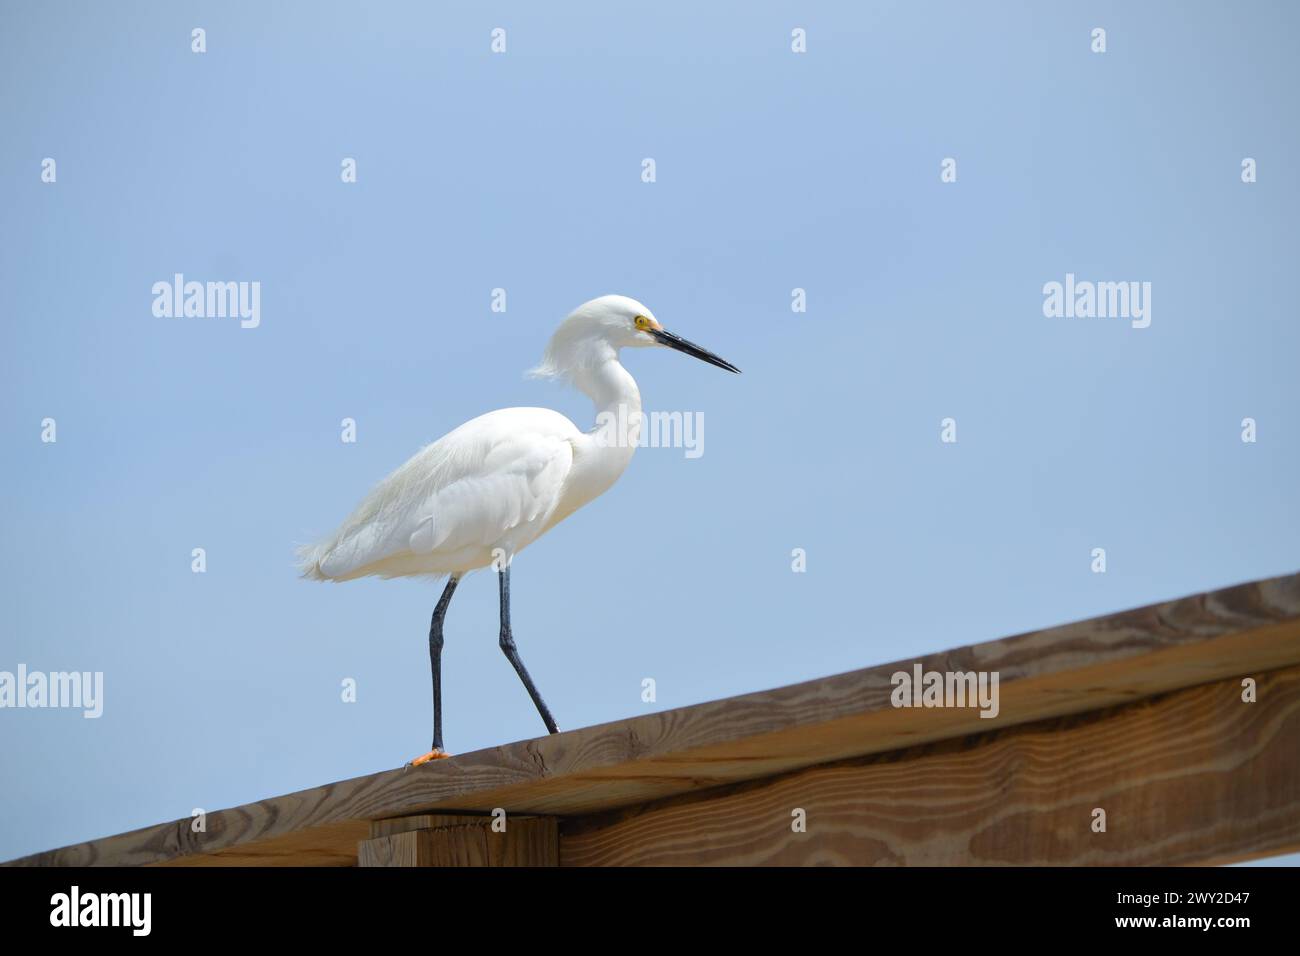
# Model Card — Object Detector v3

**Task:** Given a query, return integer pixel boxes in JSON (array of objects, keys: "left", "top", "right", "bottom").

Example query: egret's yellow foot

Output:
[{"left": 406, "top": 749, "right": 452, "bottom": 768}]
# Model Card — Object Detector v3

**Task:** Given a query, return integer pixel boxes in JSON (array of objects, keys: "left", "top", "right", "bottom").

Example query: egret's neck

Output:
[{"left": 574, "top": 357, "right": 643, "bottom": 448}]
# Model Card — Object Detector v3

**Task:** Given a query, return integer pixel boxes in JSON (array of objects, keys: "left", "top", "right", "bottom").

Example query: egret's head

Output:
[{"left": 532, "top": 294, "right": 740, "bottom": 379}]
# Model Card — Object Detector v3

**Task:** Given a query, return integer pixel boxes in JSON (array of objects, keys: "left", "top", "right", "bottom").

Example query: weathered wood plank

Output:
[
  {"left": 8, "top": 571, "right": 1299, "bottom": 866},
  {"left": 561, "top": 667, "right": 1300, "bottom": 865}
]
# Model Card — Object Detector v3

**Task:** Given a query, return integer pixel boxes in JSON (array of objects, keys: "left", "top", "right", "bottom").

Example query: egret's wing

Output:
[
  {"left": 305, "top": 408, "right": 578, "bottom": 580},
  {"left": 407, "top": 432, "right": 573, "bottom": 556}
]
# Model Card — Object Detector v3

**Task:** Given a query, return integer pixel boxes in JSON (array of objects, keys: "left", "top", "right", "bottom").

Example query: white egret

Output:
[{"left": 297, "top": 295, "right": 739, "bottom": 765}]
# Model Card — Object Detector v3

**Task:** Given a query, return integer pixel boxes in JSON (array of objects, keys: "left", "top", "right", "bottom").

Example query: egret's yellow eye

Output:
[{"left": 634, "top": 315, "right": 652, "bottom": 331}]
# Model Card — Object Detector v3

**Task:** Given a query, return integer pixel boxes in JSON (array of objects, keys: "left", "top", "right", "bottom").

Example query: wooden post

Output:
[{"left": 358, "top": 814, "right": 558, "bottom": 867}]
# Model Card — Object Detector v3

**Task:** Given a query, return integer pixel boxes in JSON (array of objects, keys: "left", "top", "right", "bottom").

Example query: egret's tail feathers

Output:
[{"left": 295, "top": 542, "right": 332, "bottom": 581}]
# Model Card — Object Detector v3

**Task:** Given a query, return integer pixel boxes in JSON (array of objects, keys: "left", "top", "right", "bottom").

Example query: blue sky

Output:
[{"left": 2, "top": 1, "right": 1297, "bottom": 863}]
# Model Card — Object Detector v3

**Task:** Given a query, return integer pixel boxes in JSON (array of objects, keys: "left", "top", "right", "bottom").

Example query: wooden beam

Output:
[
  {"left": 560, "top": 666, "right": 1300, "bottom": 865},
  {"left": 7, "top": 571, "right": 1299, "bottom": 866}
]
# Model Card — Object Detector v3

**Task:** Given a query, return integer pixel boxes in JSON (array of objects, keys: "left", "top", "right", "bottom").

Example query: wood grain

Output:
[
  {"left": 8, "top": 571, "right": 1299, "bottom": 866},
  {"left": 359, "top": 815, "right": 557, "bottom": 867},
  {"left": 562, "top": 667, "right": 1300, "bottom": 865}
]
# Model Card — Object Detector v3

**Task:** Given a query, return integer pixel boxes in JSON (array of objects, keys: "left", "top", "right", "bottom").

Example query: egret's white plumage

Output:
[{"left": 296, "top": 294, "right": 738, "bottom": 759}]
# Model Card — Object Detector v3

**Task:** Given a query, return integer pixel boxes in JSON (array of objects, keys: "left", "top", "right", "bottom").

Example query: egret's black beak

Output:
[{"left": 650, "top": 329, "right": 741, "bottom": 373}]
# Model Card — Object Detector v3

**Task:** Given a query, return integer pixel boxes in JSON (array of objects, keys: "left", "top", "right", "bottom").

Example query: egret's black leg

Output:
[
  {"left": 498, "top": 565, "right": 560, "bottom": 734},
  {"left": 429, "top": 575, "right": 459, "bottom": 752}
]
